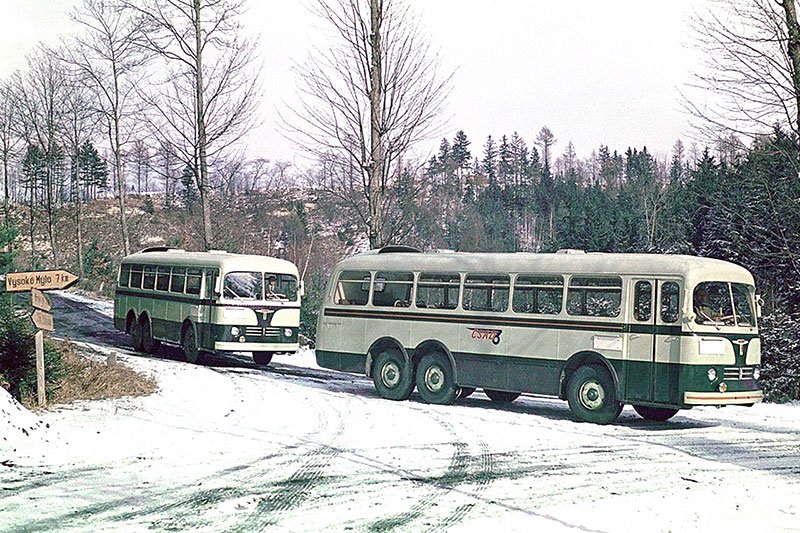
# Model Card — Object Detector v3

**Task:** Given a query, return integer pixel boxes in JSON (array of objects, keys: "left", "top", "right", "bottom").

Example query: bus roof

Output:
[
  {"left": 120, "top": 249, "right": 299, "bottom": 275},
  {"left": 334, "top": 250, "right": 755, "bottom": 287}
]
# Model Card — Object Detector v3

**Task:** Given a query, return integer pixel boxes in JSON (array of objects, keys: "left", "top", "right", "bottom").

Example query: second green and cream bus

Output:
[
  {"left": 315, "top": 247, "right": 762, "bottom": 424},
  {"left": 114, "top": 248, "right": 302, "bottom": 365}
]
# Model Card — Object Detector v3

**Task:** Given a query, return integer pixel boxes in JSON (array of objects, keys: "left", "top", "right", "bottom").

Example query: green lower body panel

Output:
[{"left": 316, "top": 350, "right": 366, "bottom": 373}]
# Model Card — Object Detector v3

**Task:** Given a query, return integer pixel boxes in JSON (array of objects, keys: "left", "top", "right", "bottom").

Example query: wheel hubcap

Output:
[
  {"left": 381, "top": 361, "right": 401, "bottom": 388},
  {"left": 424, "top": 365, "right": 445, "bottom": 393},
  {"left": 579, "top": 380, "right": 605, "bottom": 410}
]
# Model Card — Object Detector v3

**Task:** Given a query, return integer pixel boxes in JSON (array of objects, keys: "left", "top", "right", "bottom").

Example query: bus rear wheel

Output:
[
  {"left": 484, "top": 389, "right": 520, "bottom": 403},
  {"left": 131, "top": 319, "right": 144, "bottom": 352},
  {"left": 415, "top": 353, "right": 457, "bottom": 405},
  {"left": 253, "top": 352, "right": 273, "bottom": 366},
  {"left": 182, "top": 323, "right": 202, "bottom": 364},
  {"left": 373, "top": 350, "right": 414, "bottom": 401},
  {"left": 566, "top": 365, "right": 621, "bottom": 425},
  {"left": 633, "top": 405, "right": 679, "bottom": 422},
  {"left": 140, "top": 316, "right": 160, "bottom": 354}
]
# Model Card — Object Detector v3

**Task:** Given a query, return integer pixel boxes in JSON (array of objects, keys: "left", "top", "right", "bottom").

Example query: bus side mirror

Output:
[
  {"left": 299, "top": 280, "right": 305, "bottom": 298},
  {"left": 756, "top": 294, "right": 763, "bottom": 318}
]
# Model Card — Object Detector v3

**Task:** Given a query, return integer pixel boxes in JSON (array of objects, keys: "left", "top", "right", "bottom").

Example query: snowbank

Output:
[{"left": 0, "top": 388, "right": 51, "bottom": 455}]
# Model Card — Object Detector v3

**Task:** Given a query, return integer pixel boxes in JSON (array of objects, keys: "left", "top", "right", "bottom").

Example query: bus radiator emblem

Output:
[
  {"left": 468, "top": 327, "right": 502, "bottom": 345},
  {"left": 732, "top": 338, "right": 748, "bottom": 357}
]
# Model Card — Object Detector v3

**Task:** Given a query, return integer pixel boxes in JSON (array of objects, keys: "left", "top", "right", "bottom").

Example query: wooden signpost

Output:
[{"left": 3, "top": 270, "right": 79, "bottom": 407}]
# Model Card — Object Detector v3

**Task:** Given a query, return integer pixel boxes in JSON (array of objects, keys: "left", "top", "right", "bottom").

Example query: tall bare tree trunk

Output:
[
  {"left": 194, "top": 0, "right": 213, "bottom": 251},
  {"left": 368, "top": 0, "right": 384, "bottom": 248},
  {"left": 114, "top": 131, "right": 131, "bottom": 256},
  {"left": 782, "top": 0, "right": 800, "bottom": 137}
]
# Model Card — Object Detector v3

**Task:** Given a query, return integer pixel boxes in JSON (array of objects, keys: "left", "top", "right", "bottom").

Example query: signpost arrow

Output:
[
  {"left": 5, "top": 270, "right": 79, "bottom": 292},
  {"left": 31, "top": 309, "right": 54, "bottom": 332},
  {"left": 30, "top": 288, "right": 52, "bottom": 312}
]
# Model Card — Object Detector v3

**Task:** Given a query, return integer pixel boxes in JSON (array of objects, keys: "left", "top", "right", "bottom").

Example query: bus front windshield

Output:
[
  {"left": 223, "top": 272, "right": 298, "bottom": 301},
  {"left": 693, "top": 282, "right": 755, "bottom": 327}
]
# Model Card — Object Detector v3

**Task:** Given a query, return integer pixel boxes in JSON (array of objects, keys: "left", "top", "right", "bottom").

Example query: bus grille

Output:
[
  {"left": 723, "top": 367, "right": 755, "bottom": 380},
  {"left": 244, "top": 326, "right": 281, "bottom": 340}
]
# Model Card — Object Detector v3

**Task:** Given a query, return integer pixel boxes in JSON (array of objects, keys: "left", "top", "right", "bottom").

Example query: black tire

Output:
[
  {"left": 140, "top": 316, "right": 160, "bottom": 354},
  {"left": 566, "top": 365, "right": 621, "bottom": 425},
  {"left": 415, "top": 353, "right": 457, "bottom": 405},
  {"left": 633, "top": 405, "right": 679, "bottom": 422},
  {"left": 182, "top": 323, "right": 202, "bottom": 364},
  {"left": 457, "top": 387, "right": 476, "bottom": 399},
  {"left": 484, "top": 389, "right": 520, "bottom": 403},
  {"left": 253, "top": 351, "right": 273, "bottom": 366},
  {"left": 372, "top": 350, "right": 414, "bottom": 401},
  {"left": 130, "top": 318, "right": 144, "bottom": 352}
]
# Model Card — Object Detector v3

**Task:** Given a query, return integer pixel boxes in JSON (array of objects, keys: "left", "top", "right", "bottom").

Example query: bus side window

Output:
[
  {"left": 334, "top": 270, "right": 370, "bottom": 305},
  {"left": 186, "top": 269, "right": 202, "bottom": 295},
  {"left": 463, "top": 274, "right": 510, "bottom": 312},
  {"left": 129, "top": 264, "right": 144, "bottom": 289},
  {"left": 372, "top": 272, "right": 413, "bottom": 307},
  {"left": 156, "top": 266, "right": 171, "bottom": 292},
  {"left": 567, "top": 276, "right": 622, "bottom": 317},
  {"left": 119, "top": 264, "right": 131, "bottom": 287},
  {"left": 513, "top": 275, "right": 563, "bottom": 314},
  {"left": 416, "top": 272, "right": 460, "bottom": 309},
  {"left": 660, "top": 281, "right": 680, "bottom": 323},
  {"left": 171, "top": 268, "right": 187, "bottom": 293},
  {"left": 633, "top": 280, "right": 652, "bottom": 321},
  {"left": 143, "top": 266, "right": 157, "bottom": 290}
]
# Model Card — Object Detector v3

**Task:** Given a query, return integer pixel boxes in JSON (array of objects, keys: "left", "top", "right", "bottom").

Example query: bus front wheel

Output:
[
  {"left": 253, "top": 352, "right": 273, "bottom": 366},
  {"left": 633, "top": 405, "right": 679, "bottom": 422},
  {"left": 416, "top": 353, "right": 457, "bottom": 405},
  {"left": 373, "top": 350, "right": 414, "bottom": 401},
  {"left": 566, "top": 365, "right": 621, "bottom": 425},
  {"left": 182, "top": 323, "right": 202, "bottom": 364},
  {"left": 484, "top": 389, "right": 520, "bottom": 403}
]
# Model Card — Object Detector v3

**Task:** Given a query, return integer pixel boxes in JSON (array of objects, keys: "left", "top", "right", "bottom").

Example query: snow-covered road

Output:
[{"left": 1, "top": 292, "right": 799, "bottom": 532}]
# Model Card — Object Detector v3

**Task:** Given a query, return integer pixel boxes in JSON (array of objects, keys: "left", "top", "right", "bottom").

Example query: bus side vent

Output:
[
  {"left": 556, "top": 249, "right": 586, "bottom": 254},
  {"left": 378, "top": 245, "right": 421, "bottom": 254},
  {"left": 140, "top": 246, "right": 184, "bottom": 253}
]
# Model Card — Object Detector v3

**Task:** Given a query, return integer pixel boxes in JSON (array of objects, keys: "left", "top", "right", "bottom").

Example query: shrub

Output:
[{"left": 0, "top": 295, "right": 64, "bottom": 405}]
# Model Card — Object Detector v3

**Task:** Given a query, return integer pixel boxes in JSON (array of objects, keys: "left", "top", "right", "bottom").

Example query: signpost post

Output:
[{"left": 4, "top": 270, "right": 79, "bottom": 407}]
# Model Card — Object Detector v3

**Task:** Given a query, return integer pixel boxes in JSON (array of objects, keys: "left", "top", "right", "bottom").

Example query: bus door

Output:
[
  {"left": 200, "top": 269, "right": 219, "bottom": 349},
  {"left": 626, "top": 279, "right": 657, "bottom": 402},
  {"left": 653, "top": 280, "right": 682, "bottom": 404}
]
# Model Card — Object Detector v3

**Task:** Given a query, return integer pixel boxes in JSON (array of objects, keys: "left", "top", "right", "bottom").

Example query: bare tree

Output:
[
  {"left": 61, "top": 72, "right": 101, "bottom": 277},
  {"left": 63, "top": 0, "right": 146, "bottom": 256},
  {"left": 0, "top": 81, "right": 22, "bottom": 229},
  {"left": 12, "top": 50, "right": 69, "bottom": 267},
  {"left": 122, "top": 0, "right": 261, "bottom": 250},
  {"left": 288, "top": 0, "right": 450, "bottom": 248},
  {"left": 687, "top": 0, "right": 800, "bottom": 142}
]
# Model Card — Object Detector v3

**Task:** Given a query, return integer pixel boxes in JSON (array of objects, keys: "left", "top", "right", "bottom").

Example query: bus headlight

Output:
[
  {"left": 718, "top": 382, "right": 728, "bottom": 393},
  {"left": 753, "top": 367, "right": 760, "bottom": 380},
  {"left": 707, "top": 368, "right": 717, "bottom": 381},
  {"left": 231, "top": 326, "right": 240, "bottom": 336},
  {"left": 284, "top": 328, "right": 293, "bottom": 337}
]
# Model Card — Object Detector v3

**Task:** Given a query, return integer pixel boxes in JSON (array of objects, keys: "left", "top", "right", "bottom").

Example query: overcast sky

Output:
[{"left": 0, "top": 0, "right": 709, "bottom": 167}]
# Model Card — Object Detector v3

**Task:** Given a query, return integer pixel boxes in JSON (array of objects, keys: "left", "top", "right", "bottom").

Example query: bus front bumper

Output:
[
  {"left": 683, "top": 390, "right": 763, "bottom": 405},
  {"left": 215, "top": 341, "right": 299, "bottom": 352}
]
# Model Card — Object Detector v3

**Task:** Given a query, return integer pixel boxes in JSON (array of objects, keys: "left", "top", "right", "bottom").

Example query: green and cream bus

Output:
[
  {"left": 315, "top": 247, "right": 762, "bottom": 424},
  {"left": 114, "top": 248, "right": 302, "bottom": 365}
]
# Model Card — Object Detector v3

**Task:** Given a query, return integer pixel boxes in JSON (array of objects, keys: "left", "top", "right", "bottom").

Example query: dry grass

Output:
[{"left": 50, "top": 341, "right": 158, "bottom": 405}]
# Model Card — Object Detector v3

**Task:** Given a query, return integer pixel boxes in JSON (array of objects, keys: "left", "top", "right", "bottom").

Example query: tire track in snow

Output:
[{"left": 367, "top": 404, "right": 497, "bottom": 532}]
